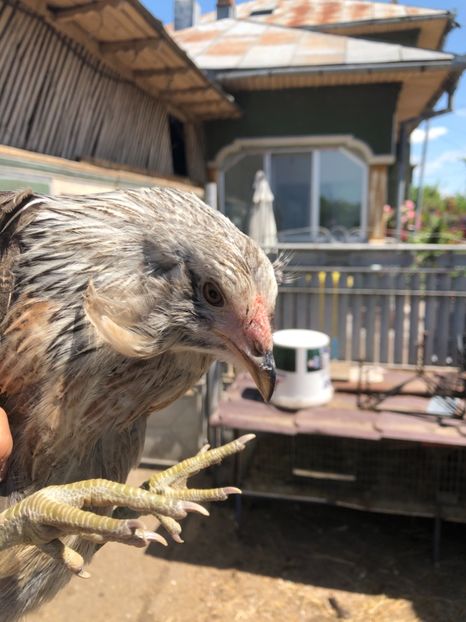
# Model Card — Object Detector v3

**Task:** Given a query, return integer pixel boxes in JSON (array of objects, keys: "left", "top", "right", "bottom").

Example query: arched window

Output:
[{"left": 220, "top": 146, "right": 368, "bottom": 242}]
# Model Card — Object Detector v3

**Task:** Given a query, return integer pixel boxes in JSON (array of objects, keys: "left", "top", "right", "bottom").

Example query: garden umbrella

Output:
[{"left": 248, "top": 170, "right": 278, "bottom": 247}]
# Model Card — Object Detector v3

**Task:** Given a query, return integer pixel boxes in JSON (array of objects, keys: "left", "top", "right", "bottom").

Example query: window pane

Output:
[
  {"left": 319, "top": 150, "right": 363, "bottom": 231},
  {"left": 271, "top": 153, "right": 311, "bottom": 239},
  {"left": 224, "top": 154, "right": 263, "bottom": 231}
]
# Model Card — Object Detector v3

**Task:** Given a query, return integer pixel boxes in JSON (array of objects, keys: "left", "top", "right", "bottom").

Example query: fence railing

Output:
[{"left": 270, "top": 243, "right": 466, "bottom": 367}]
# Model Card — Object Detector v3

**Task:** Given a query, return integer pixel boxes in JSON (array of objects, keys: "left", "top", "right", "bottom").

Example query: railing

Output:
[{"left": 270, "top": 243, "right": 466, "bottom": 367}]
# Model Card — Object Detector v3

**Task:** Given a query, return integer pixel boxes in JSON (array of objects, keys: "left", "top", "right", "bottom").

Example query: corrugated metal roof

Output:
[
  {"left": 200, "top": 0, "right": 450, "bottom": 29},
  {"left": 173, "top": 18, "right": 452, "bottom": 71},
  {"left": 23, "top": 0, "right": 239, "bottom": 120}
]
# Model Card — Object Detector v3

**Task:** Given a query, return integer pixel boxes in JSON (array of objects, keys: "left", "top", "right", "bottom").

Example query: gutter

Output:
[{"left": 215, "top": 58, "right": 454, "bottom": 82}]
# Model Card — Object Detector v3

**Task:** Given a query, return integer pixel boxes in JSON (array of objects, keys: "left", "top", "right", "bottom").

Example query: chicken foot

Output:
[{"left": 0, "top": 434, "right": 254, "bottom": 578}]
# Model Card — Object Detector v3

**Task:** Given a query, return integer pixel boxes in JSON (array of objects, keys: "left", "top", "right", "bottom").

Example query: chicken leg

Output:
[{"left": 0, "top": 434, "right": 253, "bottom": 578}]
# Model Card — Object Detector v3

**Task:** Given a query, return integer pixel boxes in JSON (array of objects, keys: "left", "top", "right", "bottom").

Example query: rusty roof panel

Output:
[
  {"left": 200, "top": 0, "right": 449, "bottom": 28},
  {"left": 173, "top": 18, "right": 452, "bottom": 72}
]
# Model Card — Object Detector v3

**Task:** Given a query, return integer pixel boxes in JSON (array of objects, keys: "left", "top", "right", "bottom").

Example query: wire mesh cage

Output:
[{"left": 242, "top": 432, "right": 466, "bottom": 521}]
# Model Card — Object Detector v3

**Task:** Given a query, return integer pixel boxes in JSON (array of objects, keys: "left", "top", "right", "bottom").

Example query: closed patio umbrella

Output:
[{"left": 248, "top": 170, "right": 278, "bottom": 247}]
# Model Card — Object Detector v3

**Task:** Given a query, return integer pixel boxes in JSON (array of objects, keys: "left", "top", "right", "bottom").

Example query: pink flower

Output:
[
  {"left": 383, "top": 204, "right": 393, "bottom": 214},
  {"left": 405, "top": 199, "right": 415, "bottom": 210},
  {"left": 401, "top": 215, "right": 408, "bottom": 224}
]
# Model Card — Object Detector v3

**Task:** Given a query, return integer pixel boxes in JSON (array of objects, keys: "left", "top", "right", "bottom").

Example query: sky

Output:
[{"left": 146, "top": 0, "right": 466, "bottom": 196}]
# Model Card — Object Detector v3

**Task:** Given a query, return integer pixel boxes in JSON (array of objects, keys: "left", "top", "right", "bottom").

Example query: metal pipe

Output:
[
  {"left": 396, "top": 122, "right": 407, "bottom": 240},
  {"left": 415, "top": 118, "right": 430, "bottom": 231}
]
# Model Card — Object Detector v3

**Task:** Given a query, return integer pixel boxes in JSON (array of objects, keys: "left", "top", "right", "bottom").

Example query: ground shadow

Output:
[{"left": 147, "top": 493, "right": 466, "bottom": 622}]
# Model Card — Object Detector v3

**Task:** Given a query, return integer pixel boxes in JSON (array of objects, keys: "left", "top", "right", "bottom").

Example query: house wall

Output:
[
  {"left": 0, "top": 0, "right": 175, "bottom": 177},
  {"left": 204, "top": 84, "right": 401, "bottom": 162},
  {"left": 348, "top": 29, "right": 421, "bottom": 47}
]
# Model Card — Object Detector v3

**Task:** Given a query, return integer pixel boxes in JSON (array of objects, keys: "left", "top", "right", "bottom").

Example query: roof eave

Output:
[
  {"left": 313, "top": 11, "right": 455, "bottom": 32},
  {"left": 214, "top": 58, "right": 456, "bottom": 82},
  {"left": 27, "top": 0, "right": 240, "bottom": 121},
  {"left": 123, "top": 0, "right": 240, "bottom": 117}
]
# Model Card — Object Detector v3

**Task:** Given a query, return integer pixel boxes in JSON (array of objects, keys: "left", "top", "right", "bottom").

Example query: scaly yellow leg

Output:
[{"left": 0, "top": 434, "right": 254, "bottom": 576}]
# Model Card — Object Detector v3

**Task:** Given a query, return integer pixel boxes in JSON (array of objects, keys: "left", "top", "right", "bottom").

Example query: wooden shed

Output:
[{"left": 0, "top": 0, "right": 238, "bottom": 194}]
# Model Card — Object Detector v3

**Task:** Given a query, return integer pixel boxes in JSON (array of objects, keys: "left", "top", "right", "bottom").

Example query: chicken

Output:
[{"left": 0, "top": 187, "right": 277, "bottom": 621}]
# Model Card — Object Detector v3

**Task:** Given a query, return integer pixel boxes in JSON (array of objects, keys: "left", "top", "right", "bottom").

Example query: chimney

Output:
[
  {"left": 216, "top": 0, "right": 236, "bottom": 20},
  {"left": 174, "top": 0, "right": 200, "bottom": 30}
]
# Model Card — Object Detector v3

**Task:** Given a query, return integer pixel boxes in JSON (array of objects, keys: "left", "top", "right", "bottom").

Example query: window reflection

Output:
[
  {"left": 222, "top": 147, "right": 366, "bottom": 242},
  {"left": 271, "top": 153, "right": 311, "bottom": 236},
  {"left": 224, "top": 154, "right": 263, "bottom": 231},
  {"left": 319, "top": 150, "right": 363, "bottom": 230}
]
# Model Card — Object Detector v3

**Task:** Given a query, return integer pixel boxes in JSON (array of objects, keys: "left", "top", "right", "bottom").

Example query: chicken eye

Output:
[{"left": 203, "top": 282, "right": 224, "bottom": 307}]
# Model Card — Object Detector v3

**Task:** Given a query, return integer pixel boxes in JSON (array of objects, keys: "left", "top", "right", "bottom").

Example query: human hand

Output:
[{"left": 0, "top": 407, "right": 12, "bottom": 481}]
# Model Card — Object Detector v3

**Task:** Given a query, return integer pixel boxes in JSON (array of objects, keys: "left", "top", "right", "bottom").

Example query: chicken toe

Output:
[{"left": 0, "top": 435, "right": 254, "bottom": 575}]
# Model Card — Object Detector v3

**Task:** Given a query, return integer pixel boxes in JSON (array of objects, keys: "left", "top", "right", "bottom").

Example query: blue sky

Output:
[{"left": 147, "top": 0, "right": 466, "bottom": 196}]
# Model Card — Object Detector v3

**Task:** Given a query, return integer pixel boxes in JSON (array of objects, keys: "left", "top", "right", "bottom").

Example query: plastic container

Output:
[{"left": 271, "top": 329, "right": 333, "bottom": 409}]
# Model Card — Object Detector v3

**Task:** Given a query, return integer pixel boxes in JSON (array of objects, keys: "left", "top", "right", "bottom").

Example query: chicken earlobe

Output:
[{"left": 0, "top": 435, "right": 254, "bottom": 578}]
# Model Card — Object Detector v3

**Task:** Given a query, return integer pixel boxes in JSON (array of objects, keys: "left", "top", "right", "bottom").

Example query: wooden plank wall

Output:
[
  {"left": 274, "top": 248, "right": 466, "bottom": 367},
  {"left": 0, "top": 0, "right": 174, "bottom": 176}
]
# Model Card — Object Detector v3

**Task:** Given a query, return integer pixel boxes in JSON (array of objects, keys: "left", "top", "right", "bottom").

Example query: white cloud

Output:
[
  {"left": 424, "top": 147, "right": 466, "bottom": 175},
  {"left": 410, "top": 126, "right": 448, "bottom": 145}
]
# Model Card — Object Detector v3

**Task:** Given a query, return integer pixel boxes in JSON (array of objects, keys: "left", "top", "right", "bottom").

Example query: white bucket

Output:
[{"left": 271, "top": 329, "right": 333, "bottom": 410}]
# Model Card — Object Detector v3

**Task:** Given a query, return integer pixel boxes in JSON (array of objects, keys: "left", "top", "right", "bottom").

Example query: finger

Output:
[{"left": 0, "top": 407, "right": 13, "bottom": 481}]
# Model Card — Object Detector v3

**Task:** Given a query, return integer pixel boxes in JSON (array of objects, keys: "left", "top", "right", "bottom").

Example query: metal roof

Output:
[
  {"left": 196, "top": 0, "right": 453, "bottom": 50},
  {"left": 173, "top": 18, "right": 452, "bottom": 71},
  {"left": 200, "top": 0, "right": 449, "bottom": 29},
  {"left": 22, "top": 0, "right": 239, "bottom": 121},
  {"left": 172, "top": 18, "right": 457, "bottom": 123}
]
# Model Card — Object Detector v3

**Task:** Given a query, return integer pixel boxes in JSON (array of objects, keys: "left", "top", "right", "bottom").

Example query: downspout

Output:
[{"left": 415, "top": 118, "right": 430, "bottom": 231}]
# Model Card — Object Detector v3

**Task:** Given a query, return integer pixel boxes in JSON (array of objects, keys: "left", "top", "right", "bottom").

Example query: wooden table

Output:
[{"left": 210, "top": 372, "right": 466, "bottom": 561}]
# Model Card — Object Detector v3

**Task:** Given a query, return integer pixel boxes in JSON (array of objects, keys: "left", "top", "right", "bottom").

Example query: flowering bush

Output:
[{"left": 383, "top": 187, "right": 466, "bottom": 244}]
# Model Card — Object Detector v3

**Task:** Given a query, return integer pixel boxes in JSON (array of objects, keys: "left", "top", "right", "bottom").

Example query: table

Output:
[{"left": 210, "top": 372, "right": 466, "bottom": 561}]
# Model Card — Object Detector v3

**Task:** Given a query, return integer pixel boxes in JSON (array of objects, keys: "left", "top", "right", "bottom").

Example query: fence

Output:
[{"left": 272, "top": 243, "right": 466, "bottom": 367}]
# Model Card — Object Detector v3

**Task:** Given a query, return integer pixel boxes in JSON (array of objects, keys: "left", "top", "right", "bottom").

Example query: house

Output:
[
  {"left": 172, "top": 0, "right": 465, "bottom": 242},
  {"left": 0, "top": 0, "right": 238, "bottom": 196}
]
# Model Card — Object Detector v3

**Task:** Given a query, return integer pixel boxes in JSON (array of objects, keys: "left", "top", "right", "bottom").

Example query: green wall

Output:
[
  {"left": 352, "top": 29, "right": 420, "bottom": 47},
  {"left": 205, "top": 83, "right": 401, "bottom": 160}
]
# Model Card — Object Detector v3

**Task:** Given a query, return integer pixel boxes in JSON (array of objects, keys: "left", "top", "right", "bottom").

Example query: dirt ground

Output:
[{"left": 26, "top": 468, "right": 466, "bottom": 622}]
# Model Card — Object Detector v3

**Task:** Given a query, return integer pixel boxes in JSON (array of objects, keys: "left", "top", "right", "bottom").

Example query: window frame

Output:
[{"left": 219, "top": 144, "right": 368, "bottom": 241}]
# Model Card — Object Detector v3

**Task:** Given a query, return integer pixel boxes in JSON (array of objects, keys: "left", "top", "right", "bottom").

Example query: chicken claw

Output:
[
  {"left": 138, "top": 433, "right": 255, "bottom": 542},
  {"left": 0, "top": 434, "right": 254, "bottom": 576}
]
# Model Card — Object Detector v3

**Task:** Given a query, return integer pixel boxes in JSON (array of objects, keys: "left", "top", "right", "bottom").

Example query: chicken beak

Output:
[
  {"left": 228, "top": 342, "right": 276, "bottom": 402},
  {"left": 246, "top": 350, "right": 276, "bottom": 402}
]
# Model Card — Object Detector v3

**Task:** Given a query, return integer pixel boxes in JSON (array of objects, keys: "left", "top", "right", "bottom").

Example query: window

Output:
[
  {"left": 271, "top": 152, "right": 311, "bottom": 234},
  {"left": 319, "top": 150, "right": 365, "bottom": 232},
  {"left": 221, "top": 146, "right": 367, "bottom": 243},
  {"left": 223, "top": 153, "right": 263, "bottom": 231}
]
